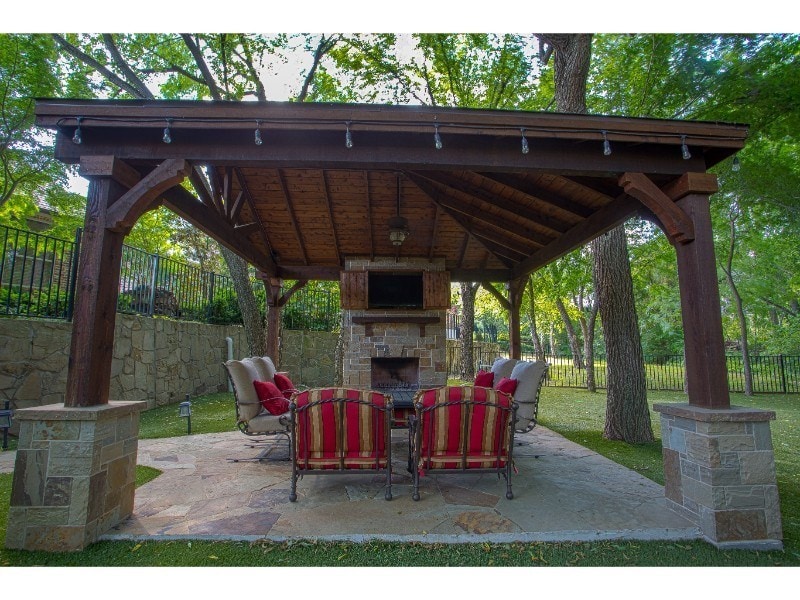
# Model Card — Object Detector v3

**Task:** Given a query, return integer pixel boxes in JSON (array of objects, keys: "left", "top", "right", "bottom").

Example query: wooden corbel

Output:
[
  {"left": 620, "top": 172, "right": 695, "bottom": 245},
  {"left": 105, "top": 158, "right": 192, "bottom": 233}
]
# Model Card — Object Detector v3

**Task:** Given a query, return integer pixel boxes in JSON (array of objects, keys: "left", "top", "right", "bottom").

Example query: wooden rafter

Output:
[
  {"left": 320, "top": 170, "right": 342, "bottom": 266},
  {"left": 277, "top": 169, "right": 309, "bottom": 265},
  {"left": 478, "top": 172, "right": 596, "bottom": 220},
  {"left": 428, "top": 205, "right": 440, "bottom": 261},
  {"left": 420, "top": 170, "right": 571, "bottom": 236},
  {"left": 364, "top": 171, "right": 374, "bottom": 261},
  {"left": 233, "top": 166, "right": 276, "bottom": 262}
]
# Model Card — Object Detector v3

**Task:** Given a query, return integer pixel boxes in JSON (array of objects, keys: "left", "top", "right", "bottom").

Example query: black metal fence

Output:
[
  {"left": 0, "top": 223, "right": 339, "bottom": 331},
  {"left": 0, "top": 226, "right": 79, "bottom": 319},
  {"left": 463, "top": 352, "right": 800, "bottom": 395}
]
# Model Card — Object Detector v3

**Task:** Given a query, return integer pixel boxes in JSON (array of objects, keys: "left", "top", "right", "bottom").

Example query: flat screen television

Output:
[{"left": 368, "top": 271, "right": 424, "bottom": 309}]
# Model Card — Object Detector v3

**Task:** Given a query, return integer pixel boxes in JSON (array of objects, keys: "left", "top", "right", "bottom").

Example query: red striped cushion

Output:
[
  {"left": 293, "top": 388, "right": 389, "bottom": 471},
  {"left": 415, "top": 386, "right": 512, "bottom": 471}
]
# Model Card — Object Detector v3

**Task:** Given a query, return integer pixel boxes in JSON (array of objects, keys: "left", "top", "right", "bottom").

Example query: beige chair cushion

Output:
[
  {"left": 224, "top": 359, "right": 263, "bottom": 422},
  {"left": 243, "top": 412, "right": 288, "bottom": 435},
  {"left": 509, "top": 360, "right": 548, "bottom": 427},
  {"left": 491, "top": 358, "right": 518, "bottom": 383},
  {"left": 245, "top": 356, "right": 277, "bottom": 382}
]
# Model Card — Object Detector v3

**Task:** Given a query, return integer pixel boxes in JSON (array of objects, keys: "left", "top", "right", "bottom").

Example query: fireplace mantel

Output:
[{"left": 351, "top": 316, "right": 440, "bottom": 325}]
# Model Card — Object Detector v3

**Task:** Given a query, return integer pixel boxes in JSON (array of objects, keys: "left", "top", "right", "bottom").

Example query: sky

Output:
[{"left": 5, "top": 1, "right": 798, "bottom": 33}]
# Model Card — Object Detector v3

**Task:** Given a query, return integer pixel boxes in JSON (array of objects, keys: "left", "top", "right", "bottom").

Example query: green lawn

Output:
[{"left": 0, "top": 388, "right": 797, "bottom": 567}]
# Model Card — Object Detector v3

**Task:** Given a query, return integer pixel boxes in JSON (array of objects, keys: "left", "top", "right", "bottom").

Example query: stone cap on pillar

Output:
[
  {"left": 12, "top": 401, "right": 147, "bottom": 422},
  {"left": 653, "top": 402, "right": 775, "bottom": 422}
]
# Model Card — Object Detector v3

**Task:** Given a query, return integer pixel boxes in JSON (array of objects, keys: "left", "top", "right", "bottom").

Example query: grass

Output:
[{"left": 0, "top": 387, "right": 798, "bottom": 567}]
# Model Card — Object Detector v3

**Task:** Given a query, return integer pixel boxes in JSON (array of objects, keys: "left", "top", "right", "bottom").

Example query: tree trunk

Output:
[
  {"left": 579, "top": 302, "right": 599, "bottom": 392},
  {"left": 592, "top": 228, "right": 653, "bottom": 442},
  {"left": 459, "top": 282, "right": 479, "bottom": 380},
  {"left": 220, "top": 246, "right": 266, "bottom": 356},
  {"left": 556, "top": 297, "right": 583, "bottom": 369},
  {"left": 722, "top": 212, "right": 753, "bottom": 395},
  {"left": 525, "top": 276, "right": 546, "bottom": 362},
  {"left": 540, "top": 32, "right": 651, "bottom": 441}
]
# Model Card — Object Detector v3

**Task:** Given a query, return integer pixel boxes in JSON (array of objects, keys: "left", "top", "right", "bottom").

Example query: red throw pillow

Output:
[
  {"left": 272, "top": 373, "right": 296, "bottom": 399},
  {"left": 253, "top": 380, "right": 290, "bottom": 415},
  {"left": 495, "top": 377, "right": 518, "bottom": 396},
  {"left": 474, "top": 369, "right": 494, "bottom": 387}
]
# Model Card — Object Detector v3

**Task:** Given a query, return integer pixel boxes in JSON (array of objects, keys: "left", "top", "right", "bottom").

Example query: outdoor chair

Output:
[
  {"left": 486, "top": 358, "right": 549, "bottom": 433},
  {"left": 409, "top": 385, "right": 518, "bottom": 501},
  {"left": 223, "top": 356, "right": 291, "bottom": 461},
  {"left": 289, "top": 387, "right": 394, "bottom": 502}
]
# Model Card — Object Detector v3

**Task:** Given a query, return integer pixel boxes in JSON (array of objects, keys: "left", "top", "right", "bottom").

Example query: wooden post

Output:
[
  {"left": 64, "top": 175, "right": 127, "bottom": 407},
  {"left": 672, "top": 189, "right": 731, "bottom": 409}
]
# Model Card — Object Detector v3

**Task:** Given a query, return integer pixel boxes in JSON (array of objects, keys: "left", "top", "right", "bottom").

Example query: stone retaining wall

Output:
[{"left": 0, "top": 316, "right": 248, "bottom": 417}]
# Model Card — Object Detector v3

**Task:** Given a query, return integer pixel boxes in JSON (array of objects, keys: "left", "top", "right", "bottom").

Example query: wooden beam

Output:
[
  {"left": 480, "top": 282, "right": 511, "bottom": 311},
  {"left": 662, "top": 172, "right": 719, "bottom": 201},
  {"left": 188, "top": 165, "right": 215, "bottom": 209},
  {"left": 364, "top": 171, "right": 374, "bottom": 261},
  {"left": 620, "top": 172, "right": 695, "bottom": 244},
  {"left": 512, "top": 194, "right": 640, "bottom": 279},
  {"left": 78, "top": 155, "right": 140, "bottom": 188},
  {"left": 160, "top": 184, "right": 276, "bottom": 275},
  {"left": 233, "top": 222, "right": 260, "bottom": 235},
  {"left": 477, "top": 172, "right": 597, "bottom": 219},
  {"left": 223, "top": 167, "right": 233, "bottom": 219}
]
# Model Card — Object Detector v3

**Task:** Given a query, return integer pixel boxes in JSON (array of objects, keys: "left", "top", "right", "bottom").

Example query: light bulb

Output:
[
  {"left": 602, "top": 130, "right": 611, "bottom": 156},
  {"left": 681, "top": 135, "right": 691, "bottom": 160},
  {"left": 345, "top": 122, "right": 353, "bottom": 149},
  {"left": 72, "top": 117, "right": 82, "bottom": 145},
  {"left": 162, "top": 120, "right": 172, "bottom": 144},
  {"left": 732, "top": 155, "right": 741, "bottom": 172},
  {"left": 254, "top": 125, "right": 263, "bottom": 146},
  {"left": 520, "top": 128, "right": 529, "bottom": 155},
  {"left": 434, "top": 124, "right": 442, "bottom": 150}
]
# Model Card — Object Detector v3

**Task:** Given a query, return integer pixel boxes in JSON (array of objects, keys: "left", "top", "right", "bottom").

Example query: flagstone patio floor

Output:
[{"left": 7, "top": 425, "right": 699, "bottom": 544}]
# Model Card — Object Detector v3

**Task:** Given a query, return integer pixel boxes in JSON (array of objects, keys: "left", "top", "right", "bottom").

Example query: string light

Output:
[
  {"left": 162, "top": 119, "right": 172, "bottom": 144},
  {"left": 72, "top": 117, "right": 83, "bottom": 145},
  {"left": 434, "top": 123, "right": 442, "bottom": 150},
  {"left": 601, "top": 130, "right": 611, "bottom": 156},
  {"left": 732, "top": 155, "right": 741, "bottom": 172},
  {"left": 681, "top": 135, "right": 691, "bottom": 160},
  {"left": 520, "top": 128, "right": 529, "bottom": 155},
  {"left": 254, "top": 121, "right": 263, "bottom": 146},
  {"left": 345, "top": 122, "right": 353, "bottom": 149}
]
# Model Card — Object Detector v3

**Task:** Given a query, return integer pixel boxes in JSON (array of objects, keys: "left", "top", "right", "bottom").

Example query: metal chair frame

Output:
[
  {"left": 289, "top": 392, "right": 394, "bottom": 502},
  {"left": 409, "top": 395, "right": 518, "bottom": 501}
]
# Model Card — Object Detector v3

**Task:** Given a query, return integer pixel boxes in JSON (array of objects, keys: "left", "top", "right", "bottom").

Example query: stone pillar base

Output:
[
  {"left": 654, "top": 403, "right": 783, "bottom": 550},
  {"left": 4, "top": 401, "right": 146, "bottom": 551}
]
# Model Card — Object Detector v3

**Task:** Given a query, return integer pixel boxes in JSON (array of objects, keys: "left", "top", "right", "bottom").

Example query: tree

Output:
[
  {"left": 50, "top": 33, "right": 342, "bottom": 356},
  {"left": 0, "top": 35, "right": 67, "bottom": 224},
  {"left": 538, "top": 33, "right": 652, "bottom": 441},
  {"left": 458, "top": 282, "right": 480, "bottom": 380}
]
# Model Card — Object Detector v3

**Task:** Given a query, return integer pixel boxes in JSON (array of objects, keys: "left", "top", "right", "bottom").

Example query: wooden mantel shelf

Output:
[{"left": 352, "top": 316, "right": 441, "bottom": 325}]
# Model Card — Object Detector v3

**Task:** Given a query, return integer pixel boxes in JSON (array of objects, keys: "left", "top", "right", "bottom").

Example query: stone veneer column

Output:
[
  {"left": 654, "top": 403, "right": 782, "bottom": 550},
  {"left": 5, "top": 401, "right": 146, "bottom": 551}
]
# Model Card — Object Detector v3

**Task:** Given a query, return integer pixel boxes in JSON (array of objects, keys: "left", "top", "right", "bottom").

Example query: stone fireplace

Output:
[{"left": 341, "top": 257, "right": 449, "bottom": 403}]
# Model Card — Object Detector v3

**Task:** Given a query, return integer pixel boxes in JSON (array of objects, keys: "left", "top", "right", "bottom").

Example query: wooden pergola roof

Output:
[{"left": 35, "top": 99, "right": 747, "bottom": 283}]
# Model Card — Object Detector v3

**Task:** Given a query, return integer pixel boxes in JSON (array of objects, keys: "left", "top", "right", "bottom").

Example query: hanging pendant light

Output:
[{"left": 388, "top": 173, "right": 410, "bottom": 247}]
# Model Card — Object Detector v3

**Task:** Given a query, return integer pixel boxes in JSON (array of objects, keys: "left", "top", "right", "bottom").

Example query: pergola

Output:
[
  {"left": 34, "top": 98, "right": 746, "bottom": 411},
  {"left": 8, "top": 98, "right": 780, "bottom": 552}
]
